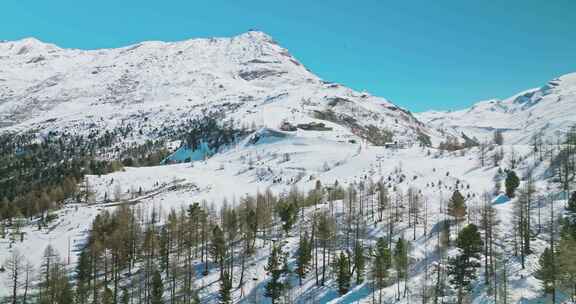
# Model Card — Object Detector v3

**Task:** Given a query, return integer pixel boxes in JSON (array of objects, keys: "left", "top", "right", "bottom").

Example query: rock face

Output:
[
  {"left": 0, "top": 31, "right": 431, "bottom": 147},
  {"left": 417, "top": 73, "right": 576, "bottom": 144}
]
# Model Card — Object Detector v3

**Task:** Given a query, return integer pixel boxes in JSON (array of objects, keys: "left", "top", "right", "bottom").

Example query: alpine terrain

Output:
[{"left": 0, "top": 32, "right": 575, "bottom": 304}]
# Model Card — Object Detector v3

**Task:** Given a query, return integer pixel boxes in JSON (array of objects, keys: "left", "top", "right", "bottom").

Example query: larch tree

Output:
[{"left": 3, "top": 249, "right": 24, "bottom": 304}]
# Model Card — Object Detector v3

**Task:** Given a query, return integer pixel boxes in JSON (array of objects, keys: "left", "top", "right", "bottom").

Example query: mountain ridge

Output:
[
  {"left": 0, "top": 30, "right": 431, "bottom": 147},
  {"left": 417, "top": 72, "right": 576, "bottom": 144}
]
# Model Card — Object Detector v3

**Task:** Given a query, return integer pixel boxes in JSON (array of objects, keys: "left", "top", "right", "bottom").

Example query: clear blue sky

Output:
[{"left": 2, "top": 0, "right": 575, "bottom": 112}]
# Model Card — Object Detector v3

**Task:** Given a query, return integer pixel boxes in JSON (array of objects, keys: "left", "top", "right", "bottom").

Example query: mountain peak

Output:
[
  {"left": 234, "top": 30, "right": 275, "bottom": 42},
  {"left": 0, "top": 37, "right": 59, "bottom": 55}
]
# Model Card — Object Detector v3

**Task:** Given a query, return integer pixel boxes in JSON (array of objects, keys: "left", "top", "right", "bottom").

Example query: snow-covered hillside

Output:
[
  {"left": 417, "top": 73, "right": 576, "bottom": 144},
  {"left": 0, "top": 31, "right": 432, "bottom": 147},
  {"left": 1, "top": 32, "right": 575, "bottom": 304}
]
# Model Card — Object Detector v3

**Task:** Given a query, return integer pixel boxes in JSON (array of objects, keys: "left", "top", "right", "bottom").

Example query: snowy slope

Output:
[
  {"left": 417, "top": 73, "right": 576, "bottom": 144},
  {"left": 0, "top": 31, "right": 432, "bottom": 146},
  {"left": 1, "top": 32, "right": 574, "bottom": 304}
]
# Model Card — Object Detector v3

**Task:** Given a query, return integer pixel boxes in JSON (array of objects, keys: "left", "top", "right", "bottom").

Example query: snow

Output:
[
  {"left": 164, "top": 141, "right": 213, "bottom": 163},
  {"left": 0, "top": 31, "right": 574, "bottom": 303},
  {"left": 0, "top": 133, "right": 571, "bottom": 303},
  {"left": 417, "top": 73, "right": 576, "bottom": 144}
]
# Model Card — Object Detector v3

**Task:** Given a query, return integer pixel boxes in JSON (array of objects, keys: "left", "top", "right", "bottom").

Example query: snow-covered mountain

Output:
[
  {"left": 2, "top": 32, "right": 576, "bottom": 304},
  {"left": 0, "top": 31, "right": 432, "bottom": 147},
  {"left": 417, "top": 72, "right": 576, "bottom": 144}
]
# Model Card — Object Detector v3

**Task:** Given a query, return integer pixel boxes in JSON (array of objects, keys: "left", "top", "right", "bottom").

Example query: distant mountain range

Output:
[{"left": 417, "top": 72, "right": 576, "bottom": 144}]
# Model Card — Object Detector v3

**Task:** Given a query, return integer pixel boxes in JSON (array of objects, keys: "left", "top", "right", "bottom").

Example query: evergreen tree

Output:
[
  {"left": 557, "top": 237, "right": 576, "bottom": 302},
  {"left": 505, "top": 170, "right": 520, "bottom": 198},
  {"left": 75, "top": 250, "right": 91, "bottom": 304},
  {"left": 456, "top": 224, "right": 483, "bottom": 259},
  {"left": 210, "top": 225, "right": 226, "bottom": 279},
  {"left": 372, "top": 237, "right": 391, "bottom": 302},
  {"left": 394, "top": 237, "right": 409, "bottom": 299},
  {"left": 567, "top": 191, "right": 576, "bottom": 214},
  {"left": 494, "top": 130, "right": 504, "bottom": 145},
  {"left": 219, "top": 271, "right": 233, "bottom": 304},
  {"left": 296, "top": 232, "right": 312, "bottom": 285},
  {"left": 60, "top": 279, "right": 75, "bottom": 304},
  {"left": 151, "top": 268, "right": 164, "bottom": 304},
  {"left": 264, "top": 244, "right": 288, "bottom": 304},
  {"left": 353, "top": 240, "right": 365, "bottom": 284},
  {"left": 277, "top": 200, "right": 298, "bottom": 233},
  {"left": 120, "top": 287, "right": 130, "bottom": 304},
  {"left": 448, "top": 224, "right": 483, "bottom": 304},
  {"left": 336, "top": 251, "right": 351, "bottom": 295},
  {"left": 102, "top": 286, "right": 114, "bottom": 304},
  {"left": 535, "top": 247, "right": 556, "bottom": 299},
  {"left": 447, "top": 190, "right": 466, "bottom": 222}
]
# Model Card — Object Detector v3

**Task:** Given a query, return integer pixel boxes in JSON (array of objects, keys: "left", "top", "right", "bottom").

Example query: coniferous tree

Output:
[
  {"left": 210, "top": 225, "right": 226, "bottom": 279},
  {"left": 219, "top": 270, "right": 232, "bottom": 304},
  {"left": 505, "top": 170, "right": 520, "bottom": 198},
  {"left": 151, "top": 267, "right": 164, "bottom": 304},
  {"left": 567, "top": 191, "right": 576, "bottom": 214},
  {"left": 447, "top": 190, "right": 467, "bottom": 224},
  {"left": 372, "top": 237, "right": 391, "bottom": 303},
  {"left": 393, "top": 237, "right": 409, "bottom": 299},
  {"left": 102, "top": 287, "right": 114, "bottom": 304},
  {"left": 120, "top": 287, "right": 130, "bottom": 304},
  {"left": 557, "top": 236, "right": 576, "bottom": 302},
  {"left": 277, "top": 199, "right": 298, "bottom": 234},
  {"left": 353, "top": 240, "right": 365, "bottom": 284},
  {"left": 264, "top": 244, "right": 288, "bottom": 304},
  {"left": 494, "top": 130, "right": 504, "bottom": 145},
  {"left": 75, "top": 250, "right": 91, "bottom": 304},
  {"left": 336, "top": 251, "right": 351, "bottom": 295},
  {"left": 296, "top": 232, "right": 312, "bottom": 286},
  {"left": 448, "top": 224, "right": 483, "bottom": 304},
  {"left": 535, "top": 247, "right": 556, "bottom": 300}
]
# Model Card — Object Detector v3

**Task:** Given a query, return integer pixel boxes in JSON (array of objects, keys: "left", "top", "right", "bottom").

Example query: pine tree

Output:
[
  {"left": 58, "top": 271, "right": 74, "bottom": 304},
  {"left": 494, "top": 130, "right": 504, "bottom": 145},
  {"left": 296, "top": 232, "right": 312, "bottom": 285},
  {"left": 211, "top": 225, "right": 226, "bottom": 279},
  {"left": 264, "top": 244, "right": 288, "bottom": 304},
  {"left": 336, "top": 251, "right": 351, "bottom": 295},
  {"left": 353, "top": 240, "right": 365, "bottom": 284},
  {"left": 447, "top": 190, "right": 466, "bottom": 223},
  {"left": 567, "top": 191, "right": 576, "bottom": 214},
  {"left": 75, "top": 249, "right": 91, "bottom": 304},
  {"left": 536, "top": 247, "right": 556, "bottom": 299},
  {"left": 456, "top": 224, "right": 483, "bottom": 260},
  {"left": 394, "top": 237, "right": 409, "bottom": 299},
  {"left": 219, "top": 270, "right": 233, "bottom": 304},
  {"left": 372, "top": 237, "right": 391, "bottom": 303},
  {"left": 448, "top": 224, "right": 483, "bottom": 304},
  {"left": 557, "top": 237, "right": 576, "bottom": 302},
  {"left": 102, "top": 286, "right": 114, "bottom": 304},
  {"left": 151, "top": 267, "right": 164, "bottom": 304},
  {"left": 277, "top": 200, "right": 298, "bottom": 233},
  {"left": 505, "top": 170, "right": 520, "bottom": 198},
  {"left": 120, "top": 287, "right": 130, "bottom": 304}
]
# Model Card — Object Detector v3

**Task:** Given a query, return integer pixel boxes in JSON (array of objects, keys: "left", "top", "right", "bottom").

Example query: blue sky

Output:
[{"left": 2, "top": 0, "right": 575, "bottom": 112}]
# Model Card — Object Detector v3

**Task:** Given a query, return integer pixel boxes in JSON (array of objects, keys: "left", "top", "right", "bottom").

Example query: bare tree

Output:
[{"left": 3, "top": 249, "right": 24, "bottom": 304}]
